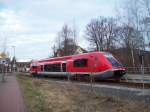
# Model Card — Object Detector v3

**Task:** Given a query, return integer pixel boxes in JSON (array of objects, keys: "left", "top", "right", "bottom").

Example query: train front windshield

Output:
[
  {"left": 31, "top": 63, "right": 38, "bottom": 69},
  {"left": 106, "top": 57, "right": 122, "bottom": 67},
  {"left": 103, "top": 52, "right": 122, "bottom": 67}
]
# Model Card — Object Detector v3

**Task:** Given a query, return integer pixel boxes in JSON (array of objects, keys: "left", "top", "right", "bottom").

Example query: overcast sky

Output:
[{"left": 0, "top": 0, "right": 119, "bottom": 61}]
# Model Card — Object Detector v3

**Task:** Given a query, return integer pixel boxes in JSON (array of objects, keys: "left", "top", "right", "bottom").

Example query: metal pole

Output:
[
  {"left": 2, "top": 65, "right": 5, "bottom": 82},
  {"left": 142, "top": 56, "right": 145, "bottom": 95},
  {"left": 12, "top": 46, "right": 16, "bottom": 72},
  {"left": 13, "top": 46, "right": 15, "bottom": 57}
]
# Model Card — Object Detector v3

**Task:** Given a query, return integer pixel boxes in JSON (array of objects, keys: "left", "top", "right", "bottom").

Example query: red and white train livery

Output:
[{"left": 30, "top": 52, "right": 126, "bottom": 80}]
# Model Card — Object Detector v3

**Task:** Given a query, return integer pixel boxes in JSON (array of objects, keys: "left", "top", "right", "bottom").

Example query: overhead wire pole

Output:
[
  {"left": 1, "top": 36, "right": 8, "bottom": 82},
  {"left": 138, "top": 29, "right": 146, "bottom": 96},
  {"left": 12, "top": 46, "right": 16, "bottom": 58},
  {"left": 140, "top": 40, "right": 145, "bottom": 96},
  {"left": 138, "top": 17, "right": 150, "bottom": 96},
  {"left": 139, "top": 49, "right": 145, "bottom": 96},
  {"left": 11, "top": 46, "right": 16, "bottom": 72},
  {"left": 2, "top": 64, "right": 5, "bottom": 82}
]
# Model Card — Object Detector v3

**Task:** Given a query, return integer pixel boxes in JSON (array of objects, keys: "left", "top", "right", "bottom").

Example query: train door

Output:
[{"left": 62, "top": 63, "right": 66, "bottom": 72}]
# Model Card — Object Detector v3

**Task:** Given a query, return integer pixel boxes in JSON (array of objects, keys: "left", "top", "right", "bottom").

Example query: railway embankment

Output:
[{"left": 17, "top": 74, "right": 150, "bottom": 112}]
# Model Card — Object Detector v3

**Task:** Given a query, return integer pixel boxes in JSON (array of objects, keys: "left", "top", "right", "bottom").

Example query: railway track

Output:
[
  {"left": 25, "top": 74, "right": 150, "bottom": 89},
  {"left": 64, "top": 75, "right": 150, "bottom": 89},
  {"left": 96, "top": 80, "right": 150, "bottom": 89},
  {"left": 72, "top": 79, "right": 150, "bottom": 89},
  {"left": 17, "top": 72, "right": 150, "bottom": 89}
]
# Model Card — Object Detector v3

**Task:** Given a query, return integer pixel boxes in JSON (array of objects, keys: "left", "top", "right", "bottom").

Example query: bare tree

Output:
[
  {"left": 141, "top": 0, "right": 150, "bottom": 47},
  {"left": 51, "top": 45, "right": 57, "bottom": 57},
  {"left": 122, "top": 0, "right": 150, "bottom": 48},
  {"left": 105, "top": 18, "right": 118, "bottom": 50},
  {"left": 141, "top": 17, "right": 150, "bottom": 48},
  {"left": 72, "top": 21, "right": 78, "bottom": 54},
  {"left": 85, "top": 17, "right": 118, "bottom": 51},
  {"left": 117, "top": 24, "right": 144, "bottom": 67},
  {"left": 117, "top": 25, "right": 143, "bottom": 49},
  {"left": 142, "top": 0, "right": 150, "bottom": 17},
  {"left": 54, "top": 24, "right": 77, "bottom": 56},
  {"left": 121, "top": 0, "right": 142, "bottom": 29},
  {"left": 117, "top": 0, "right": 145, "bottom": 67}
]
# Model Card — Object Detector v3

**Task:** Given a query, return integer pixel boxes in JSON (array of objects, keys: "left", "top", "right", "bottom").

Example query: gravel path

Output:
[{"left": 0, "top": 74, "right": 26, "bottom": 112}]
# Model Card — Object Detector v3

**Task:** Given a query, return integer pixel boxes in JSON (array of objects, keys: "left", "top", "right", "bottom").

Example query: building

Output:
[
  {"left": 74, "top": 46, "right": 87, "bottom": 54},
  {"left": 16, "top": 61, "right": 30, "bottom": 72},
  {"left": 0, "top": 52, "right": 11, "bottom": 73}
]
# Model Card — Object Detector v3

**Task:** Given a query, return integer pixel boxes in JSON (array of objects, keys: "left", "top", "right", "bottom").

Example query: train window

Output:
[
  {"left": 44, "top": 63, "right": 61, "bottom": 72},
  {"left": 74, "top": 59, "right": 88, "bottom": 67}
]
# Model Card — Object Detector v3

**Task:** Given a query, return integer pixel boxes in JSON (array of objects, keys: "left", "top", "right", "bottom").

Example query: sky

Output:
[{"left": 0, "top": 0, "right": 119, "bottom": 62}]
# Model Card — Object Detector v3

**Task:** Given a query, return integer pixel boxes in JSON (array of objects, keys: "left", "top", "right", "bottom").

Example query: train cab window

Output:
[
  {"left": 103, "top": 52, "right": 122, "bottom": 67},
  {"left": 32, "top": 66, "right": 37, "bottom": 69},
  {"left": 31, "top": 63, "right": 38, "bottom": 69},
  {"left": 74, "top": 59, "right": 88, "bottom": 67},
  {"left": 107, "top": 57, "right": 122, "bottom": 67}
]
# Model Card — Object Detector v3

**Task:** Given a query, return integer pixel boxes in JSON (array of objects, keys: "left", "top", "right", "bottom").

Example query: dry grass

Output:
[{"left": 17, "top": 75, "right": 150, "bottom": 112}]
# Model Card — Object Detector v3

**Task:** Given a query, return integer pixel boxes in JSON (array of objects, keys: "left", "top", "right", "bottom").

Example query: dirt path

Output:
[{"left": 0, "top": 74, "right": 26, "bottom": 112}]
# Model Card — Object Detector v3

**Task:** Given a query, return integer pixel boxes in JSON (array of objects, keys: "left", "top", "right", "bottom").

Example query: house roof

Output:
[
  {"left": 76, "top": 46, "right": 87, "bottom": 53},
  {"left": 56, "top": 45, "right": 87, "bottom": 57},
  {"left": 0, "top": 52, "right": 7, "bottom": 59}
]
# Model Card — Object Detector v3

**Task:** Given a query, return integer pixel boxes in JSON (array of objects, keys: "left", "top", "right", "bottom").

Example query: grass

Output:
[
  {"left": 17, "top": 75, "right": 150, "bottom": 112},
  {"left": 17, "top": 75, "right": 49, "bottom": 112}
]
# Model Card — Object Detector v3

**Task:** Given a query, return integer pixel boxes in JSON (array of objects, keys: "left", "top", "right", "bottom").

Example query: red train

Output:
[{"left": 30, "top": 52, "right": 126, "bottom": 80}]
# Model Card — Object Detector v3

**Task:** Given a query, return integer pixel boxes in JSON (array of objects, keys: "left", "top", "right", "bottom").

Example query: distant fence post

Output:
[
  {"left": 67, "top": 72, "right": 70, "bottom": 82},
  {"left": 90, "top": 72, "right": 93, "bottom": 90},
  {"left": 89, "top": 72, "right": 96, "bottom": 94},
  {"left": 89, "top": 72, "right": 93, "bottom": 93}
]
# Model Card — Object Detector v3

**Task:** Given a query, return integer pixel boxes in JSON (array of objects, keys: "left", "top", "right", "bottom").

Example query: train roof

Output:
[{"left": 34, "top": 51, "right": 112, "bottom": 63}]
